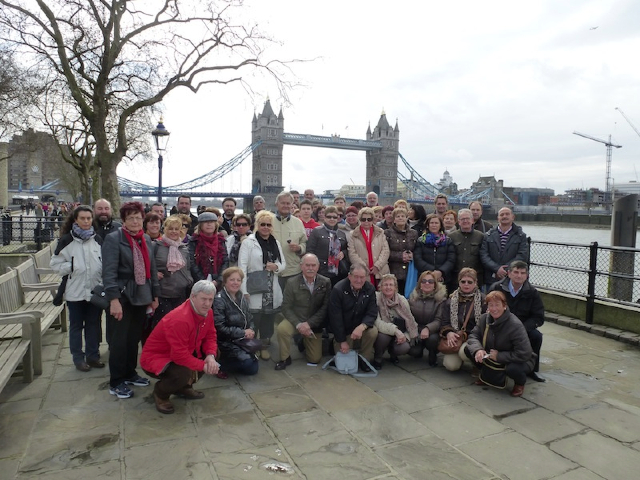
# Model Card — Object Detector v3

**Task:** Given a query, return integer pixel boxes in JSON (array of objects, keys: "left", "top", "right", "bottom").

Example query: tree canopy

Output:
[{"left": 0, "top": 0, "right": 291, "bottom": 207}]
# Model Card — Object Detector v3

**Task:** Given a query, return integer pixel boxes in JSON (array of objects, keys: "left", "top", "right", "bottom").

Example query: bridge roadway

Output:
[{"left": 0, "top": 312, "right": 639, "bottom": 478}]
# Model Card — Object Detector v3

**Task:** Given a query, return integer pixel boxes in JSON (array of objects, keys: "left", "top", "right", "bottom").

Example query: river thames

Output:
[{"left": 519, "top": 222, "right": 637, "bottom": 247}]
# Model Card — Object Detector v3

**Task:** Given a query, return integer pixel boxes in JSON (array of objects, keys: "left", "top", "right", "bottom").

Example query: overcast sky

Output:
[{"left": 119, "top": 0, "right": 640, "bottom": 198}]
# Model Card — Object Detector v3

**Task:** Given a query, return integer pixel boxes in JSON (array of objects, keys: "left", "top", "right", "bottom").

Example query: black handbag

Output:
[
  {"left": 90, "top": 284, "right": 110, "bottom": 310},
  {"left": 246, "top": 270, "right": 270, "bottom": 294},
  {"left": 478, "top": 322, "right": 507, "bottom": 388},
  {"left": 392, "top": 316, "right": 407, "bottom": 332},
  {"left": 233, "top": 337, "right": 265, "bottom": 354}
]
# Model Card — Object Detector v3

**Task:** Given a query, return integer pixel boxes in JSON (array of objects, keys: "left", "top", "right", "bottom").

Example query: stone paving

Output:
[{"left": 1, "top": 320, "right": 640, "bottom": 480}]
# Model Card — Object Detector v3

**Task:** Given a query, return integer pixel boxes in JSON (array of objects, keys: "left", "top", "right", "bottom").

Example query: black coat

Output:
[
  {"left": 328, "top": 278, "right": 378, "bottom": 343},
  {"left": 306, "top": 225, "right": 349, "bottom": 280},
  {"left": 479, "top": 222, "right": 529, "bottom": 284},
  {"left": 490, "top": 279, "right": 544, "bottom": 332},
  {"left": 414, "top": 236, "right": 456, "bottom": 282},
  {"left": 213, "top": 288, "right": 255, "bottom": 362}
]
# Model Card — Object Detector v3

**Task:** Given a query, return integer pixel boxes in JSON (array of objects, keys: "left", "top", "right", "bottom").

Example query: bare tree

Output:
[{"left": 0, "top": 0, "right": 292, "bottom": 208}]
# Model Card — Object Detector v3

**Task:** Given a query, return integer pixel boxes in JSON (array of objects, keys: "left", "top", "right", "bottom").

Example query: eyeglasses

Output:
[
  {"left": 325, "top": 215, "right": 338, "bottom": 220},
  {"left": 459, "top": 279, "right": 475, "bottom": 285},
  {"left": 360, "top": 217, "right": 373, "bottom": 222},
  {"left": 421, "top": 279, "right": 435, "bottom": 284},
  {"left": 235, "top": 223, "right": 249, "bottom": 227},
  {"left": 182, "top": 224, "right": 189, "bottom": 228},
  {"left": 126, "top": 216, "right": 143, "bottom": 222},
  {"left": 459, "top": 217, "right": 472, "bottom": 221},
  {"left": 259, "top": 223, "right": 272, "bottom": 227}
]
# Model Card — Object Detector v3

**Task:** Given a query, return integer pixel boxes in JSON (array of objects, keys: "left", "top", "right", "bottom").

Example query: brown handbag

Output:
[{"left": 438, "top": 303, "right": 474, "bottom": 355}]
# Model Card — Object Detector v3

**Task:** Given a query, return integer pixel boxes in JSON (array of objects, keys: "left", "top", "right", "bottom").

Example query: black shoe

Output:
[
  {"left": 297, "top": 337, "right": 306, "bottom": 353},
  {"left": 389, "top": 355, "right": 400, "bottom": 365},
  {"left": 428, "top": 351, "right": 438, "bottom": 367},
  {"left": 75, "top": 361, "right": 91, "bottom": 372},
  {"left": 528, "top": 372, "right": 546, "bottom": 382},
  {"left": 87, "top": 359, "right": 105, "bottom": 368},
  {"left": 275, "top": 356, "right": 292, "bottom": 370},
  {"left": 359, "top": 359, "right": 372, "bottom": 373},
  {"left": 372, "top": 359, "right": 383, "bottom": 370}
]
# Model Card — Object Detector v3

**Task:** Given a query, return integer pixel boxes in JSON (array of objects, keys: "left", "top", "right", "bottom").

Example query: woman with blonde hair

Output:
[
  {"left": 408, "top": 270, "right": 447, "bottom": 366},
  {"left": 348, "top": 207, "right": 390, "bottom": 289},
  {"left": 238, "top": 210, "right": 286, "bottom": 360},
  {"left": 373, "top": 274, "right": 419, "bottom": 369}
]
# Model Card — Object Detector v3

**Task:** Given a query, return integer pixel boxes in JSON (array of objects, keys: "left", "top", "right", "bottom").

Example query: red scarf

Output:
[
  {"left": 122, "top": 228, "right": 151, "bottom": 281},
  {"left": 360, "top": 226, "right": 376, "bottom": 286},
  {"left": 194, "top": 233, "right": 224, "bottom": 277}
]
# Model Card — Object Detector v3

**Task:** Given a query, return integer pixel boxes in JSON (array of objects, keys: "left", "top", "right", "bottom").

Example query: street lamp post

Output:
[
  {"left": 151, "top": 118, "right": 170, "bottom": 204},
  {"left": 87, "top": 176, "right": 94, "bottom": 205}
]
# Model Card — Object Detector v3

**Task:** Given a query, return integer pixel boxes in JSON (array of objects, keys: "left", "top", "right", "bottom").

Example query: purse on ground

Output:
[{"left": 233, "top": 337, "right": 264, "bottom": 354}]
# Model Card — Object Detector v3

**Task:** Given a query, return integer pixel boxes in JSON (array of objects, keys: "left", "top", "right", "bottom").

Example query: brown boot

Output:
[
  {"left": 154, "top": 392, "right": 175, "bottom": 414},
  {"left": 175, "top": 386, "right": 205, "bottom": 400},
  {"left": 511, "top": 384, "right": 525, "bottom": 397}
]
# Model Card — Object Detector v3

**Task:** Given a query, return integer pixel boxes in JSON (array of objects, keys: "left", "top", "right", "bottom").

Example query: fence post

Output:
[
  {"left": 19, "top": 214, "right": 24, "bottom": 243},
  {"left": 586, "top": 242, "right": 598, "bottom": 324}
]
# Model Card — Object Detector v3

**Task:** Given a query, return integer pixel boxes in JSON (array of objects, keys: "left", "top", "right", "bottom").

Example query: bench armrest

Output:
[
  {"left": 0, "top": 311, "right": 44, "bottom": 320},
  {"left": 21, "top": 282, "right": 61, "bottom": 292},
  {"left": 36, "top": 268, "right": 56, "bottom": 275}
]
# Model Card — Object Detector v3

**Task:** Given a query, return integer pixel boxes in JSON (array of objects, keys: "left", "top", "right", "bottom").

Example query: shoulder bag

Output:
[
  {"left": 322, "top": 350, "right": 378, "bottom": 377},
  {"left": 90, "top": 284, "right": 110, "bottom": 310},
  {"left": 438, "top": 302, "right": 473, "bottom": 355},
  {"left": 478, "top": 322, "right": 507, "bottom": 389},
  {"left": 246, "top": 269, "right": 270, "bottom": 294}
]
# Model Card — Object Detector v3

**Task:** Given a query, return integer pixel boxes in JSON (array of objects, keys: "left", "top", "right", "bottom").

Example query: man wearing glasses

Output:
[{"left": 448, "top": 208, "right": 485, "bottom": 282}]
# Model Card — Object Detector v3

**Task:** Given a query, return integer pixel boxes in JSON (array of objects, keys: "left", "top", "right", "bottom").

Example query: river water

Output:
[{"left": 518, "top": 222, "right": 638, "bottom": 247}]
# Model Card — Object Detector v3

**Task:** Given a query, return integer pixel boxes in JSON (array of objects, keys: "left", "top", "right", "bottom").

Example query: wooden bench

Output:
[
  {"left": 7, "top": 257, "right": 67, "bottom": 333},
  {"left": 32, "top": 240, "right": 60, "bottom": 284},
  {"left": 0, "top": 312, "right": 43, "bottom": 389}
]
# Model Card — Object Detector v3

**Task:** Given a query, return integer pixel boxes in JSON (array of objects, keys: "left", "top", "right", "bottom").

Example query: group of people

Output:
[{"left": 49, "top": 190, "right": 546, "bottom": 415}]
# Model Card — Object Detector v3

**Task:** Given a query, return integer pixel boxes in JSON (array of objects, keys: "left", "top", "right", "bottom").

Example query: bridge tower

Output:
[
  {"left": 366, "top": 111, "right": 399, "bottom": 200},
  {"left": 251, "top": 99, "right": 284, "bottom": 195}
]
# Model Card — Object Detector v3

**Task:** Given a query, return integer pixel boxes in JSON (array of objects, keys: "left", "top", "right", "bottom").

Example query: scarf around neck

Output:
[
  {"left": 377, "top": 292, "right": 419, "bottom": 339},
  {"left": 421, "top": 231, "right": 447, "bottom": 247},
  {"left": 161, "top": 237, "right": 185, "bottom": 272},
  {"left": 122, "top": 228, "right": 150, "bottom": 285},
  {"left": 72, "top": 223, "right": 95, "bottom": 241},
  {"left": 449, "top": 288, "right": 482, "bottom": 331},
  {"left": 194, "top": 232, "right": 223, "bottom": 277},
  {"left": 359, "top": 226, "right": 376, "bottom": 285}
]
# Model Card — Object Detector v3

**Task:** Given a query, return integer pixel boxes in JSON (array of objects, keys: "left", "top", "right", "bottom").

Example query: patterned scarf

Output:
[
  {"left": 325, "top": 225, "right": 341, "bottom": 276},
  {"left": 161, "top": 237, "right": 185, "bottom": 272},
  {"left": 228, "top": 232, "right": 245, "bottom": 264},
  {"left": 194, "top": 232, "right": 224, "bottom": 278},
  {"left": 122, "top": 228, "right": 150, "bottom": 286},
  {"left": 449, "top": 287, "right": 482, "bottom": 331},
  {"left": 421, "top": 232, "right": 447, "bottom": 247},
  {"left": 377, "top": 292, "right": 419, "bottom": 339},
  {"left": 71, "top": 223, "right": 95, "bottom": 241}
]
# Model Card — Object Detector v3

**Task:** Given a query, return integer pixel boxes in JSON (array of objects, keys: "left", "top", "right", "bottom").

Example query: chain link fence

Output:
[
  {"left": 0, "top": 216, "right": 62, "bottom": 253},
  {"left": 529, "top": 239, "right": 640, "bottom": 319}
]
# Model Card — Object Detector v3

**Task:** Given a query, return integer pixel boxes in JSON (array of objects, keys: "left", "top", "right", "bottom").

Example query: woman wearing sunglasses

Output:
[
  {"left": 307, "top": 205, "right": 349, "bottom": 286},
  {"left": 408, "top": 270, "right": 447, "bottom": 366},
  {"left": 347, "top": 207, "right": 390, "bottom": 289},
  {"left": 238, "top": 210, "right": 286, "bottom": 360},
  {"left": 439, "top": 268, "right": 486, "bottom": 372}
]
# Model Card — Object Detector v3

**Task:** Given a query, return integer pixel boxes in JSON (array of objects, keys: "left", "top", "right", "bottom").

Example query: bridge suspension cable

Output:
[{"left": 117, "top": 141, "right": 261, "bottom": 194}]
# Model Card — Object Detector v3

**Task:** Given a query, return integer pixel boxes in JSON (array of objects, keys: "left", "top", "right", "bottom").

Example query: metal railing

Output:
[
  {"left": 528, "top": 239, "right": 640, "bottom": 323},
  {"left": 0, "top": 216, "right": 62, "bottom": 252}
]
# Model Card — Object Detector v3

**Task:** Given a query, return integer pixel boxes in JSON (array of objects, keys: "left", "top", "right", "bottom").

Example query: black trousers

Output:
[
  {"left": 527, "top": 328, "right": 543, "bottom": 372},
  {"left": 108, "top": 302, "right": 146, "bottom": 388}
]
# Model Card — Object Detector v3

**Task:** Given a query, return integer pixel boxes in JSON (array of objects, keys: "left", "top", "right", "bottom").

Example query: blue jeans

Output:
[
  {"left": 66, "top": 301, "right": 102, "bottom": 364},
  {"left": 220, "top": 356, "right": 259, "bottom": 376}
]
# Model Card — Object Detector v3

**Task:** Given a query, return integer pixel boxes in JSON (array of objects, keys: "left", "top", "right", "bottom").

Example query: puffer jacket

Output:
[
  {"left": 213, "top": 288, "right": 255, "bottom": 362},
  {"left": 348, "top": 225, "right": 390, "bottom": 279},
  {"left": 153, "top": 239, "right": 193, "bottom": 298},
  {"left": 466, "top": 309, "right": 535, "bottom": 369},
  {"left": 408, "top": 284, "right": 447, "bottom": 333},
  {"left": 385, "top": 226, "right": 418, "bottom": 281},
  {"left": 50, "top": 231, "right": 102, "bottom": 302}
]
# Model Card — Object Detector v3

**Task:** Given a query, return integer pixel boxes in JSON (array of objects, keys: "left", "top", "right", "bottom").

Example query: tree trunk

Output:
[{"left": 99, "top": 153, "right": 122, "bottom": 211}]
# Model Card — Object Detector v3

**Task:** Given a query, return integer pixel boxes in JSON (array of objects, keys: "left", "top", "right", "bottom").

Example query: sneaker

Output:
[
  {"left": 109, "top": 383, "right": 134, "bottom": 399},
  {"left": 124, "top": 374, "right": 150, "bottom": 387}
]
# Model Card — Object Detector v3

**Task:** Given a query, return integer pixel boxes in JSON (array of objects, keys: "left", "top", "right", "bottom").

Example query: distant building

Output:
[
  {"left": 339, "top": 184, "right": 366, "bottom": 196},
  {"left": 7, "top": 129, "right": 61, "bottom": 191},
  {"left": 615, "top": 181, "right": 640, "bottom": 196}
]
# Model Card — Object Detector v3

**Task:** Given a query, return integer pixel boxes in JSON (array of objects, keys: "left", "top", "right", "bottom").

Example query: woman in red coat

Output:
[{"left": 141, "top": 280, "right": 220, "bottom": 414}]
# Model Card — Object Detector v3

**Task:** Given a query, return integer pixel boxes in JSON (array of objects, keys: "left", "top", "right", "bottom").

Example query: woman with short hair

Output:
[
  {"left": 226, "top": 213, "right": 252, "bottom": 267},
  {"left": 307, "top": 205, "right": 349, "bottom": 286},
  {"left": 347, "top": 207, "right": 390, "bottom": 289},
  {"left": 189, "top": 211, "right": 228, "bottom": 289},
  {"left": 408, "top": 270, "right": 447, "bottom": 366},
  {"left": 384, "top": 208, "right": 418, "bottom": 294}
]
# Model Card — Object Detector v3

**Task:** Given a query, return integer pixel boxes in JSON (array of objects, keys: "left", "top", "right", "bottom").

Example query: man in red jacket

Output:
[{"left": 141, "top": 280, "right": 219, "bottom": 414}]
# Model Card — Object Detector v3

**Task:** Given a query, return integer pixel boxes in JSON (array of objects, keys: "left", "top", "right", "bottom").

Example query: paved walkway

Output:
[{"left": 1, "top": 319, "right": 639, "bottom": 480}]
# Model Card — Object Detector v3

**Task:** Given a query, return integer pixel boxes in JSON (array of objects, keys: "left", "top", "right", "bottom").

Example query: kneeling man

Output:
[
  {"left": 275, "top": 254, "right": 331, "bottom": 369},
  {"left": 141, "top": 280, "right": 220, "bottom": 414},
  {"left": 329, "top": 263, "right": 379, "bottom": 371}
]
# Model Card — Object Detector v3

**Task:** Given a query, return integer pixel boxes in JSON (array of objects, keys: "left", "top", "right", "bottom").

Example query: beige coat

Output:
[{"left": 348, "top": 225, "right": 390, "bottom": 279}]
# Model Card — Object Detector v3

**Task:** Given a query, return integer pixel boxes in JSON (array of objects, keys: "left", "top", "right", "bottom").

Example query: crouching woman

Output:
[
  {"left": 141, "top": 280, "right": 220, "bottom": 414},
  {"left": 465, "top": 290, "right": 535, "bottom": 397}
]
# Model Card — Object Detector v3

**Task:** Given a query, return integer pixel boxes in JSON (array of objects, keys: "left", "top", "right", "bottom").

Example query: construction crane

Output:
[
  {"left": 615, "top": 107, "right": 640, "bottom": 138},
  {"left": 573, "top": 131, "right": 622, "bottom": 203}
]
